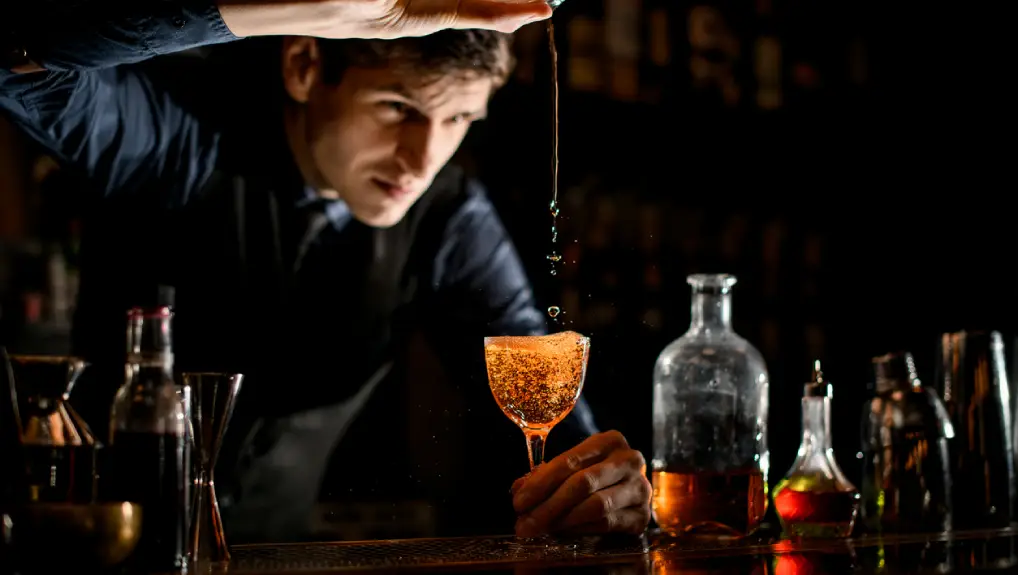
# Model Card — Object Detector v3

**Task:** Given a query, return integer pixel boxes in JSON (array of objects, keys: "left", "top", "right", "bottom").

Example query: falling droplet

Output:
[
  {"left": 547, "top": 253, "right": 562, "bottom": 262},
  {"left": 547, "top": 306, "right": 561, "bottom": 318},
  {"left": 550, "top": 269, "right": 557, "bottom": 276},
  {"left": 549, "top": 200, "right": 560, "bottom": 218}
]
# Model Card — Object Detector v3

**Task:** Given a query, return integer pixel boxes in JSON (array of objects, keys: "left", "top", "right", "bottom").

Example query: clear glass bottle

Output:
[
  {"left": 651, "top": 274, "right": 769, "bottom": 537},
  {"left": 773, "top": 361, "right": 859, "bottom": 538},
  {"left": 107, "top": 300, "right": 190, "bottom": 572}
]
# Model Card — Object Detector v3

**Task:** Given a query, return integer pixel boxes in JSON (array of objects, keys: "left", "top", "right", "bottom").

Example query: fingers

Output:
[
  {"left": 553, "top": 474, "right": 653, "bottom": 532},
  {"left": 452, "top": 0, "right": 552, "bottom": 32},
  {"left": 513, "top": 430, "right": 630, "bottom": 514},
  {"left": 515, "top": 447, "right": 647, "bottom": 537},
  {"left": 558, "top": 506, "right": 653, "bottom": 536},
  {"left": 511, "top": 469, "right": 534, "bottom": 495}
]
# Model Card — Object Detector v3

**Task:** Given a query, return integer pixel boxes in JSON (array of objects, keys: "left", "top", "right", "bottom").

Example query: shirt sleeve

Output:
[
  {"left": 428, "top": 180, "right": 600, "bottom": 450},
  {"left": 0, "top": 1, "right": 236, "bottom": 203},
  {"left": 13, "top": 0, "right": 237, "bottom": 71}
]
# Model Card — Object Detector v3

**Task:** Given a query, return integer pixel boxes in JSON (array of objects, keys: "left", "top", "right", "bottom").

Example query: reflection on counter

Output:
[
  {"left": 651, "top": 552, "right": 768, "bottom": 575},
  {"left": 206, "top": 529, "right": 1018, "bottom": 574}
]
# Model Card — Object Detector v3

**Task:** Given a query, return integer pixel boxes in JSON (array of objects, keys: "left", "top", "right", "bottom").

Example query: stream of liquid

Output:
[{"left": 546, "top": 20, "right": 562, "bottom": 322}]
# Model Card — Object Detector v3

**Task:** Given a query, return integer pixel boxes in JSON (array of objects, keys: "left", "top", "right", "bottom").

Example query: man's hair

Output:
[{"left": 317, "top": 30, "right": 515, "bottom": 88}]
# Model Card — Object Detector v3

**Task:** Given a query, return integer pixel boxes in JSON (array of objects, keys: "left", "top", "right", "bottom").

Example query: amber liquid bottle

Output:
[{"left": 651, "top": 274, "right": 769, "bottom": 537}]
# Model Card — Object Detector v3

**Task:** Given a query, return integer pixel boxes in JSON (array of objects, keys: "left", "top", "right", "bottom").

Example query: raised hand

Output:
[{"left": 218, "top": 0, "right": 553, "bottom": 41}]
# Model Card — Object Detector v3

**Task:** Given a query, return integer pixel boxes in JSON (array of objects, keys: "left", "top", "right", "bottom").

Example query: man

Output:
[{"left": 1, "top": 0, "right": 652, "bottom": 543}]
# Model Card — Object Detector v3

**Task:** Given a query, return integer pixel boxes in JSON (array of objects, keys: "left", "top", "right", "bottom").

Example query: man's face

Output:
[{"left": 302, "top": 65, "right": 494, "bottom": 228}]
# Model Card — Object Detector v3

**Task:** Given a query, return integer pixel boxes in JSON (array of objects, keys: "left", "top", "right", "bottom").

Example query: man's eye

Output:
[
  {"left": 448, "top": 114, "right": 471, "bottom": 125},
  {"left": 380, "top": 101, "right": 408, "bottom": 116}
]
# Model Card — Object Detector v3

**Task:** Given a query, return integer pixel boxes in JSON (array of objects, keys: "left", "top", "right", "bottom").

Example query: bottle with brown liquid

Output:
[
  {"left": 772, "top": 361, "right": 859, "bottom": 538},
  {"left": 651, "top": 274, "right": 769, "bottom": 537}
]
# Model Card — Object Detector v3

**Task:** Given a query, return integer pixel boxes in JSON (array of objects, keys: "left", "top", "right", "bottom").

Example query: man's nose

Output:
[{"left": 396, "top": 123, "right": 436, "bottom": 178}]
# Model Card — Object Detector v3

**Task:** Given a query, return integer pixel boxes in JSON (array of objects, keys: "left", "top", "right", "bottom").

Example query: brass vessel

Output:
[{"left": 9, "top": 502, "right": 142, "bottom": 570}]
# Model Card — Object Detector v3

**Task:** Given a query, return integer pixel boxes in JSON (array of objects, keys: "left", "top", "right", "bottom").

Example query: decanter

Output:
[
  {"left": 651, "top": 273, "right": 769, "bottom": 537},
  {"left": 773, "top": 361, "right": 859, "bottom": 538}
]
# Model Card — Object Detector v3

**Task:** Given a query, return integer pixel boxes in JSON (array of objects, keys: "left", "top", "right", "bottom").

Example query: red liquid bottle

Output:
[
  {"left": 106, "top": 290, "right": 191, "bottom": 573},
  {"left": 773, "top": 361, "right": 859, "bottom": 538}
]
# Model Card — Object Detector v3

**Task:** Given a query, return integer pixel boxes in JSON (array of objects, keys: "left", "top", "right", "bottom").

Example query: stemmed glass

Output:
[{"left": 484, "top": 331, "right": 590, "bottom": 550}]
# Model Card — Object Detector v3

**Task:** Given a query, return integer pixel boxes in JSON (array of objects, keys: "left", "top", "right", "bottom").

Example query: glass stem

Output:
[{"left": 525, "top": 431, "right": 547, "bottom": 470}]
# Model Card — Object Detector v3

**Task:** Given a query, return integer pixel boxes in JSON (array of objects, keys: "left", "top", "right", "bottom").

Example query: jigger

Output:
[{"left": 183, "top": 373, "right": 243, "bottom": 565}]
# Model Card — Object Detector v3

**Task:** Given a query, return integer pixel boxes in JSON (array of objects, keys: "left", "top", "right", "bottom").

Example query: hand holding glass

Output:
[{"left": 484, "top": 332, "right": 589, "bottom": 547}]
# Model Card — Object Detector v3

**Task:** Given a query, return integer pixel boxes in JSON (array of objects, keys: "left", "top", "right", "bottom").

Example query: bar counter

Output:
[{"left": 215, "top": 527, "right": 1018, "bottom": 574}]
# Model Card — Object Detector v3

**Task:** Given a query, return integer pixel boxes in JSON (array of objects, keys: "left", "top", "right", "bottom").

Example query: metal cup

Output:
[
  {"left": 934, "top": 330, "right": 1015, "bottom": 532},
  {"left": 182, "top": 373, "right": 243, "bottom": 566}
]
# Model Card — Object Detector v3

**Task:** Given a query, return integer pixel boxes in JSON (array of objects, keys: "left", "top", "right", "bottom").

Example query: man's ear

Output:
[{"left": 280, "top": 36, "right": 322, "bottom": 104}]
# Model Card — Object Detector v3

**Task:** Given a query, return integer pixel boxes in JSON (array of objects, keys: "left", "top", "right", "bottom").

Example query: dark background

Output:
[{"left": 1, "top": 0, "right": 1014, "bottom": 539}]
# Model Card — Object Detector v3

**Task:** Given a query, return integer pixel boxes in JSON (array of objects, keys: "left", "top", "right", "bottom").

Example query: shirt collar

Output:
[{"left": 296, "top": 185, "right": 354, "bottom": 231}]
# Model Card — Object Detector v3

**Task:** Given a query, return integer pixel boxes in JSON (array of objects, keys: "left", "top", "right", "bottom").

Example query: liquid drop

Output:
[{"left": 547, "top": 306, "right": 561, "bottom": 318}]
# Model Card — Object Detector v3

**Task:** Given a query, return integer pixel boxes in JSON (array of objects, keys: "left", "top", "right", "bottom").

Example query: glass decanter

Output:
[
  {"left": 773, "top": 361, "right": 859, "bottom": 538},
  {"left": 8, "top": 355, "right": 96, "bottom": 503},
  {"left": 651, "top": 273, "right": 769, "bottom": 537}
]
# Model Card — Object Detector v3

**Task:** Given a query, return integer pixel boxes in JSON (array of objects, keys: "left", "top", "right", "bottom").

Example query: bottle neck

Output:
[
  {"left": 690, "top": 291, "right": 732, "bottom": 332},
  {"left": 130, "top": 358, "right": 175, "bottom": 384},
  {"left": 800, "top": 396, "right": 832, "bottom": 453},
  {"left": 126, "top": 308, "right": 174, "bottom": 386}
]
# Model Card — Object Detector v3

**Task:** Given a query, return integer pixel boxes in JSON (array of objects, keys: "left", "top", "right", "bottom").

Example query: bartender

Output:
[{"left": 1, "top": 0, "right": 652, "bottom": 543}]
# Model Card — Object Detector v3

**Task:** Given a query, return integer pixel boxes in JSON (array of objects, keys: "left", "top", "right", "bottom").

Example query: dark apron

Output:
[{"left": 71, "top": 165, "right": 462, "bottom": 543}]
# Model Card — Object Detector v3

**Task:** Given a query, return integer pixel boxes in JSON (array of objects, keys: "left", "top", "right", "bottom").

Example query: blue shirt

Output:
[{"left": 2, "top": 2, "right": 607, "bottom": 542}]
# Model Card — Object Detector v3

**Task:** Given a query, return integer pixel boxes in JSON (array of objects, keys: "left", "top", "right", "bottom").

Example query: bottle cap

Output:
[
  {"left": 126, "top": 285, "right": 176, "bottom": 313},
  {"left": 804, "top": 359, "right": 832, "bottom": 398},
  {"left": 872, "top": 351, "right": 920, "bottom": 394}
]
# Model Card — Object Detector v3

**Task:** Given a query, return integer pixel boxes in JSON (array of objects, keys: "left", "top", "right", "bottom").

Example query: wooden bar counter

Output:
[{"left": 211, "top": 527, "right": 1018, "bottom": 574}]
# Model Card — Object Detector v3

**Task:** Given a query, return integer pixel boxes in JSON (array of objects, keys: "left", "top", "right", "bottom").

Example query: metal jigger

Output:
[{"left": 183, "top": 373, "right": 243, "bottom": 566}]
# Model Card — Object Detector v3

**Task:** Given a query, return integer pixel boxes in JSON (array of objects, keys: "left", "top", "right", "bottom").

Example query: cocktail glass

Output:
[{"left": 484, "top": 331, "right": 590, "bottom": 551}]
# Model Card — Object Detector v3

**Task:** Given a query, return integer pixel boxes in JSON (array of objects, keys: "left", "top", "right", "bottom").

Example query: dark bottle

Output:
[
  {"left": 106, "top": 299, "right": 190, "bottom": 572},
  {"left": 860, "top": 351, "right": 953, "bottom": 533}
]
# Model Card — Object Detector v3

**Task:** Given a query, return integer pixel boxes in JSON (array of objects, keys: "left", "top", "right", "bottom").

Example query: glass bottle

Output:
[
  {"left": 773, "top": 361, "right": 859, "bottom": 538},
  {"left": 859, "top": 351, "right": 953, "bottom": 533},
  {"left": 651, "top": 274, "right": 769, "bottom": 537},
  {"left": 106, "top": 300, "right": 190, "bottom": 573}
]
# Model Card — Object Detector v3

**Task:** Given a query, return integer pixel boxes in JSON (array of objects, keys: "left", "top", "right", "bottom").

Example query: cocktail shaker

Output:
[{"left": 934, "top": 330, "right": 1015, "bottom": 530}]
